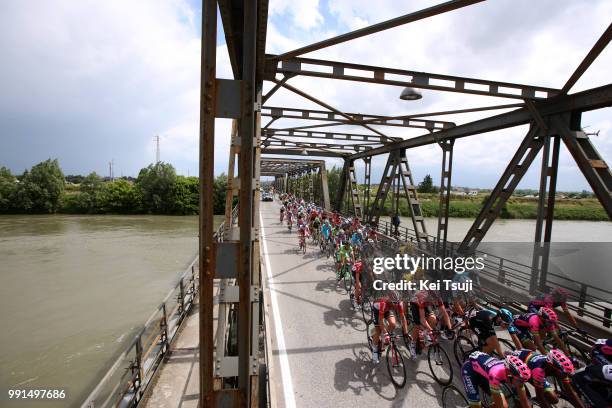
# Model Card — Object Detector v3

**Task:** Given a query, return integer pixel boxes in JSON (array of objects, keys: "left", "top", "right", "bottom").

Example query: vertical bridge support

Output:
[
  {"left": 367, "top": 150, "right": 429, "bottom": 243},
  {"left": 437, "top": 139, "right": 454, "bottom": 255}
]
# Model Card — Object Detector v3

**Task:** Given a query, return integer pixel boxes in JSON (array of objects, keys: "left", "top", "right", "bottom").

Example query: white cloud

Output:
[{"left": 0, "top": 0, "right": 610, "bottom": 192}]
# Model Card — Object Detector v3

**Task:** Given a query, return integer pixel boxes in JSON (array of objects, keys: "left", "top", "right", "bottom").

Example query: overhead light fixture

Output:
[{"left": 399, "top": 87, "right": 422, "bottom": 101}]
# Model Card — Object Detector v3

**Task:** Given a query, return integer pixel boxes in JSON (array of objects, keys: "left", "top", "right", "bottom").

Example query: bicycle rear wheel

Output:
[
  {"left": 428, "top": 343, "right": 453, "bottom": 386},
  {"left": 386, "top": 343, "right": 406, "bottom": 388},
  {"left": 442, "top": 384, "right": 469, "bottom": 408},
  {"left": 565, "top": 341, "right": 589, "bottom": 369},
  {"left": 343, "top": 269, "right": 353, "bottom": 293},
  {"left": 454, "top": 335, "right": 476, "bottom": 366},
  {"left": 361, "top": 297, "right": 373, "bottom": 325}
]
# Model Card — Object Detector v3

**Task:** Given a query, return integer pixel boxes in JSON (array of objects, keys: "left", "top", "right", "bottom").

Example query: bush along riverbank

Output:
[
  {"left": 381, "top": 193, "right": 608, "bottom": 221},
  {"left": 0, "top": 160, "right": 231, "bottom": 215}
]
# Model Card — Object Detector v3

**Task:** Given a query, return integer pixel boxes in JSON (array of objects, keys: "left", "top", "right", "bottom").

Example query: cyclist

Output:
[
  {"left": 350, "top": 228, "right": 363, "bottom": 256},
  {"left": 311, "top": 213, "right": 321, "bottom": 242},
  {"left": 371, "top": 290, "right": 409, "bottom": 364},
  {"left": 513, "top": 307, "right": 569, "bottom": 356},
  {"left": 337, "top": 241, "right": 354, "bottom": 280},
  {"left": 280, "top": 205, "right": 285, "bottom": 222},
  {"left": 461, "top": 351, "right": 532, "bottom": 408},
  {"left": 511, "top": 348, "right": 584, "bottom": 408},
  {"left": 528, "top": 287, "right": 584, "bottom": 333},
  {"left": 351, "top": 257, "right": 364, "bottom": 308},
  {"left": 332, "top": 211, "right": 341, "bottom": 227},
  {"left": 351, "top": 216, "right": 361, "bottom": 231},
  {"left": 408, "top": 290, "right": 452, "bottom": 358},
  {"left": 321, "top": 219, "right": 332, "bottom": 245},
  {"left": 572, "top": 339, "right": 612, "bottom": 408},
  {"left": 468, "top": 308, "right": 517, "bottom": 358}
]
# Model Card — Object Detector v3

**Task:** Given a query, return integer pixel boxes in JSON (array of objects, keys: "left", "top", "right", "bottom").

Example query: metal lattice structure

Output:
[{"left": 198, "top": 0, "right": 612, "bottom": 406}]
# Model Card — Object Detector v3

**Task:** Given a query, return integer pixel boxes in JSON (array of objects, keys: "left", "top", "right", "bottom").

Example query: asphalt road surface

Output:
[{"left": 260, "top": 200, "right": 463, "bottom": 408}]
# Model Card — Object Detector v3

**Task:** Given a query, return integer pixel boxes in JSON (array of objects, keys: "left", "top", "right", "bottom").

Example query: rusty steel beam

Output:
[
  {"left": 262, "top": 147, "right": 347, "bottom": 157},
  {"left": 263, "top": 128, "right": 400, "bottom": 143},
  {"left": 267, "top": 55, "right": 559, "bottom": 100},
  {"left": 561, "top": 22, "right": 612, "bottom": 94},
  {"left": 199, "top": 0, "right": 216, "bottom": 406},
  {"left": 262, "top": 106, "right": 454, "bottom": 131},
  {"left": 262, "top": 139, "right": 377, "bottom": 153},
  {"left": 267, "top": 103, "right": 519, "bottom": 133},
  {"left": 270, "top": 80, "right": 393, "bottom": 141},
  {"left": 349, "top": 84, "right": 612, "bottom": 160},
  {"left": 271, "top": 0, "right": 484, "bottom": 61}
]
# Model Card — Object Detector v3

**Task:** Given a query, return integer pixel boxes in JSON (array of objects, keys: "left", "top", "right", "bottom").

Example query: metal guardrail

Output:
[
  {"left": 374, "top": 219, "right": 612, "bottom": 331},
  {"left": 81, "top": 210, "right": 235, "bottom": 408}
]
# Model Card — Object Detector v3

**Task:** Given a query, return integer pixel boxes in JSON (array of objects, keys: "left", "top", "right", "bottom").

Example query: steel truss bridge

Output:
[
  {"left": 82, "top": 1, "right": 612, "bottom": 407},
  {"left": 194, "top": 0, "right": 612, "bottom": 404}
]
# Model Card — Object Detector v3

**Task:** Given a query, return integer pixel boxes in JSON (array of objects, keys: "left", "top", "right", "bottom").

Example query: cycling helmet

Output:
[
  {"left": 551, "top": 287, "right": 569, "bottom": 302},
  {"left": 539, "top": 307, "right": 558, "bottom": 323},
  {"left": 547, "top": 349, "right": 574, "bottom": 375},
  {"left": 357, "top": 229, "right": 363, "bottom": 235},
  {"left": 505, "top": 355, "right": 531, "bottom": 382},
  {"left": 498, "top": 308, "right": 514, "bottom": 325},
  {"left": 389, "top": 290, "right": 401, "bottom": 304}
]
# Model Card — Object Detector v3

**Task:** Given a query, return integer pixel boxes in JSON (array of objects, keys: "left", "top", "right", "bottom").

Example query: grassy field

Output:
[{"left": 362, "top": 191, "right": 608, "bottom": 221}]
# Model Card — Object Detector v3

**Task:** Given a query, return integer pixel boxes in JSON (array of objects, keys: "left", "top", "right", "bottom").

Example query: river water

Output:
[
  {"left": 0, "top": 214, "right": 609, "bottom": 406},
  {"left": 0, "top": 214, "right": 224, "bottom": 407}
]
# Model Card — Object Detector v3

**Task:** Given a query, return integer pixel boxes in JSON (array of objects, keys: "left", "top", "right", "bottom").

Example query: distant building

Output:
[{"left": 468, "top": 190, "right": 478, "bottom": 196}]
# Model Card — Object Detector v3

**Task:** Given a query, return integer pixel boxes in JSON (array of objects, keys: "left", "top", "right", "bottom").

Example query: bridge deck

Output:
[{"left": 260, "top": 200, "right": 451, "bottom": 408}]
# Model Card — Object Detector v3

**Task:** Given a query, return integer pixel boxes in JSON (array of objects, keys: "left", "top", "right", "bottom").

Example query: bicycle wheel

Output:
[
  {"left": 361, "top": 297, "right": 373, "bottom": 325},
  {"left": 302, "top": 241, "right": 306, "bottom": 254},
  {"left": 442, "top": 384, "right": 469, "bottom": 408},
  {"left": 454, "top": 335, "right": 476, "bottom": 366},
  {"left": 565, "top": 341, "right": 589, "bottom": 369},
  {"left": 428, "top": 343, "right": 453, "bottom": 386},
  {"left": 386, "top": 343, "right": 407, "bottom": 388},
  {"left": 343, "top": 269, "right": 353, "bottom": 293}
]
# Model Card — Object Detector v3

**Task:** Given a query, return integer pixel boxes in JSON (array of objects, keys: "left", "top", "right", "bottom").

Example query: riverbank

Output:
[{"left": 381, "top": 193, "right": 608, "bottom": 221}]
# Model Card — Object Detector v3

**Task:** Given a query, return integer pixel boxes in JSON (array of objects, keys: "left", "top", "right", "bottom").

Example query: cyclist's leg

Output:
[{"left": 387, "top": 312, "right": 397, "bottom": 333}]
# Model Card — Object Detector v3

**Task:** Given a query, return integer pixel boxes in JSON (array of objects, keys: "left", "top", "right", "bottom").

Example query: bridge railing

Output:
[
  {"left": 372, "top": 219, "right": 612, "bottom": 331},
  {"left": 81, "top": 209, "right": 235, "bottom": 408}
]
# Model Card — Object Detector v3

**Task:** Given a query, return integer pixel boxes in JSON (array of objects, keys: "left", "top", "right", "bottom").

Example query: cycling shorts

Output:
[
  {"left": 410, "top": 302, "right": 433, "bottom": 326},
  {"left": 372, "top": 308, "right": 395, "bottom": 326},
  {"left": 469, "top": 316, "right": 497, "bottom": 343}
]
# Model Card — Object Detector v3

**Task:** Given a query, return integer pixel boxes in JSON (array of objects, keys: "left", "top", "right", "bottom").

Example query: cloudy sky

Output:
[{"left": 0, "top": 0, "right": 610, "bottom": 191}]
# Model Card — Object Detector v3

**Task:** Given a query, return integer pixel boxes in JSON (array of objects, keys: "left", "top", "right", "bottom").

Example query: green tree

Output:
[
  {"left": 212, "top": 174, "right": 228, "bottom": 215},
  {"left": 417, "top": 174, "right": 437, "bottom": 193},
  {"left": 171, "top": 176, "right": 199, "bottom": 215},
  {"left": 100, "top": 179, "right": 142, "bottom": 213},
  {"left": 17, "top": 159, "right": 65, "bottom": 213},
  {"left": 0, "top": 167, "right": 18, "bottom": 212},
  {"left": 326, "top": 166, "right": 343, "bottom": 204},
  {"left": 136, "top": 162, "right": 177, "bottom": 214},
  {"left": 76, "top": 172, "right": 104, "bottom": 213}
]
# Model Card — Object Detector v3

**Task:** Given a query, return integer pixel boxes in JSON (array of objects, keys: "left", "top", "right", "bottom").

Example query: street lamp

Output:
[{"left": 399, "top": 87, "right": 422, "bottom": 101}]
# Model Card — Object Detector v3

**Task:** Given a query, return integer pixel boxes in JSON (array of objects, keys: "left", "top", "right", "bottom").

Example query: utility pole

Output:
[
  {"left": 108, "top": 159, "right": 115, "bottom": 181},
  {"left": 155, "top": 135, "right": 160, "bottom": 163}
]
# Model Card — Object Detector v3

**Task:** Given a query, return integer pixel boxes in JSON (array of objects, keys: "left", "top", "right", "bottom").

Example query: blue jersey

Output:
[
  {"left": 350, "top": 233, "right": 363, "bottom": 246},
  {"left": 322, "top": 224, "right": 332, "bottom": 238}
]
